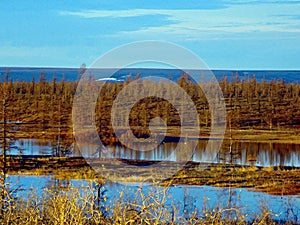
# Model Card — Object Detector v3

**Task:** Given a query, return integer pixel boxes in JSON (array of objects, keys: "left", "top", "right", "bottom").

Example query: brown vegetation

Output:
[
  {"left": 164, "top": 163, "right": 300, "bottom": 196},
  {"left": 0, "top": 182, "right": 296, "bottom": 225},
  {"left": 3, "top": 155, "right": 300, "bottom": 196},
  {"left": 1, "top": 72, "right": 300, "bottom": 144}
]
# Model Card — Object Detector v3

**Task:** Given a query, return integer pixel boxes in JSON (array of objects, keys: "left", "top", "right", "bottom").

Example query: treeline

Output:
[
  {"left": 1, "top": 72, "right": 300, "bottom": 144},
  {"left": 220, "top": 74, "right": 300, "bottom": 129},
  {"left": 0, "top": 74, "right": 76, "bottom": 140}
]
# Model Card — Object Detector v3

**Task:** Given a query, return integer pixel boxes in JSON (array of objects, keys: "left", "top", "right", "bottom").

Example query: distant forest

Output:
[{"left": 1, "top": 72, "right": 300, "bottom": 144}]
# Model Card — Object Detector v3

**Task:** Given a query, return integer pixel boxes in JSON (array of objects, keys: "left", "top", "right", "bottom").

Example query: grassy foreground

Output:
[{"left": 0, "top": 182, "right": 298, "bottom": 225}]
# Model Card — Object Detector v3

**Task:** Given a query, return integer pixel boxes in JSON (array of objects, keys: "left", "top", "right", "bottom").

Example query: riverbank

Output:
[
  {"left": 10, "top": 124, "right": 300, "bottom": 145},
  {"left": 4, "top": 156, "right": 300, "bottom": 196},
  {"left": 229, "top": 128, "right": 300, "bottom": 144}
]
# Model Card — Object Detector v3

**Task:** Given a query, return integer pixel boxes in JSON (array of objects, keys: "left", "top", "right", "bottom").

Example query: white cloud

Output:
[
  {"left": 60, "top": 9, "right": 168, "bottom": 18},
  {"left": 60, "top": 3, "right": 300, "bottom": 41}
]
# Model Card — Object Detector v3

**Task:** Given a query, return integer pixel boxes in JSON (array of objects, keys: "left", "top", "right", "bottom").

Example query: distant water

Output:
[
  {"left": 0, "top": 67, "right": 300, "bottom": 83},
  {"left": 3, "top": 139, "right": 300, "bottom": 167}
]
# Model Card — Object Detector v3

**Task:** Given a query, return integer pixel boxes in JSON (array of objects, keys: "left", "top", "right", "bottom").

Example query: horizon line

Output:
[{"left": 1, "top": 66, "right": 300, "bottom": 71}]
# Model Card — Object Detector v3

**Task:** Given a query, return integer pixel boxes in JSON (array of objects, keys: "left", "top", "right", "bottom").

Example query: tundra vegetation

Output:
[
  {"left": 1, "top": 72, "right": 300, "bottom": 142},
  {"left": 0, "top": 71, "right": 300, "bottom": 224}
]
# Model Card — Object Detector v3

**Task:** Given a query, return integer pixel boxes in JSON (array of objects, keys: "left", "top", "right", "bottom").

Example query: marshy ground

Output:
[{"left": 3, "top": 155, "right": 300, "bottom": 196}]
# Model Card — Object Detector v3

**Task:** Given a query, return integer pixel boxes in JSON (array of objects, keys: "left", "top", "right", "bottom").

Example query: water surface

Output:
[
  {"left": 3, "top": 139, "right": 300, "bottom": 167},
  {"left": 5, "top": 174, "right": 300, "bottom": 223}
]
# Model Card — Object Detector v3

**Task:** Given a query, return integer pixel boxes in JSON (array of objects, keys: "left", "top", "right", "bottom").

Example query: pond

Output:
[
  {"left": 2, "top": 138, "right": 300, "bottom": 222},
  {"left": 5, "top": 174, "right": 300, "bottom": 223},
  {"left": 3, "top": 138, "right": 300, "bottom": 167}
]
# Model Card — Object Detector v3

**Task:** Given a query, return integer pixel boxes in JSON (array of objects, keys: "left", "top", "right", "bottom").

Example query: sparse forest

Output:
[{"left": 1, "top": 72, "right": 300, "bottom": 144}]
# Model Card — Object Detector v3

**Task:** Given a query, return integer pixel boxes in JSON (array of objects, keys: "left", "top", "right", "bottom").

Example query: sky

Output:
[{"left": 0, "top": 0, "right": 300, "bottom": 70}]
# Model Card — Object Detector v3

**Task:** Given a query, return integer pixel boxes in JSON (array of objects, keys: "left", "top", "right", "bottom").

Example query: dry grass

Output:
[
  {"left": 0, "top": 180, "right": 298, "bottom": 225},
  {"left": 228, "top": 129, "right": 300, "bottom": 144},
  {"left": 163, "top": 164, "right": 300, "bottom": 196},
  {"left": 6, "top": 161, "right": 300, "bottom": 196}
]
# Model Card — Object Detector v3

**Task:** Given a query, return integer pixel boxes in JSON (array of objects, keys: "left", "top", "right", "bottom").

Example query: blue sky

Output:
[{"left": 0, "top": 0, "right": 300, "bottom": 69}]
